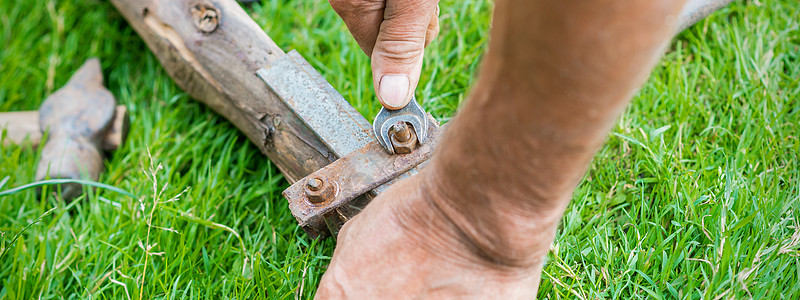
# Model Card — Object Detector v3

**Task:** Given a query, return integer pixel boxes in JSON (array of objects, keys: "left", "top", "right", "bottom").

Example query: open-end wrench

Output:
[{"left": 372, "top": 96, "right": 429, "bottom": 154}]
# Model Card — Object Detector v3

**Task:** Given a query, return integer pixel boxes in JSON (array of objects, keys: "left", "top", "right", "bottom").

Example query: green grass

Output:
[{"left": 0, "top": 0, "right": 797, "bottom": 298}]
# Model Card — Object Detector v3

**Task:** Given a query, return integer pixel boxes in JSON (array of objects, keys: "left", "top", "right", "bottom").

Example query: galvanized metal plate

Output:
[{"left": 257, "top": 50, "right": 374, "bottom": 158}]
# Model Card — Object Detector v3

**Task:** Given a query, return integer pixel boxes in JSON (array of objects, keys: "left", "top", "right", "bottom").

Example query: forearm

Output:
[{"left": 424, "top": 0, "right": 686, "bottom": 268}]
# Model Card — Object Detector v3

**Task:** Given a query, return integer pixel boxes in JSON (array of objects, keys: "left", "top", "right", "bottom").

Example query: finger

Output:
[
  {"left": 425, "top": 5, "right": 440, "bottom": 48},
  {"left": 328, "top": 0, "right": 385, "bottom": 55},
  {"left": 372, "top": 0, "right": 439, "bottom": 110}
]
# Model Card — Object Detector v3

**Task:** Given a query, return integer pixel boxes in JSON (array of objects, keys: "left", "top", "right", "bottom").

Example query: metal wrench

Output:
[{"left": 372, "top": 96, "right": 429, "bottom": 154}]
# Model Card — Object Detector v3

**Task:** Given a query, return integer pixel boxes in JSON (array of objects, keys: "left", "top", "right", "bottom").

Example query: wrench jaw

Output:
[{"left": 373, "top": 96, "right": 429, "bottom": 154}]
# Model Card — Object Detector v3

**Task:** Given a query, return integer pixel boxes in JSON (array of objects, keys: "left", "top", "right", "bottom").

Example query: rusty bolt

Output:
[
  {"left": 305, "top": 176, "right": 336, "bottom": 204},
  {"left": 392, "top": 121, "right": 412, "bottom": 142},
  {"left": 390, "top": 122, "right": 418, "bottom": 154},
  {"left": 307, "top": 177, "right": 323, "bottom": 191}
]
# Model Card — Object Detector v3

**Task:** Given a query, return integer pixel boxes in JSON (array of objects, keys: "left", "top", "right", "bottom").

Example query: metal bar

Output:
[
  {"left": 283, "top": 119, "right": 441, "bottom": 228},
  {"left": 257, "top": 50, "right": 374, "bottom": 158}
]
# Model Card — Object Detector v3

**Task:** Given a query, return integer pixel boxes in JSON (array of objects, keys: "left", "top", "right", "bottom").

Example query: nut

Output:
[
  {"left": 390, "top": 122, "right": 418, "bottom": 154},
  {"left": 305, "top": 176, "right": 336, "bottom": 203}
]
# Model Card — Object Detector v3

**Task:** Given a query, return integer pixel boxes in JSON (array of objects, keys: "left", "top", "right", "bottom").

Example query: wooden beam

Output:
[{"left": 110, "top": 0, "right": 334, "bottom": 183}]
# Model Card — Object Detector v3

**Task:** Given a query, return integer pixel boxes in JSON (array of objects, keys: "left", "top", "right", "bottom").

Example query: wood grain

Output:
[{"left": 110, "top": 0, "right": 335, "bottom": 183}]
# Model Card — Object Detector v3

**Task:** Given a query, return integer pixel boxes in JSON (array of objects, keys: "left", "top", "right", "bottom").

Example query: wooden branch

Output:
[{"left": 110, "top": 0, "right": 333, "bottom": 182}]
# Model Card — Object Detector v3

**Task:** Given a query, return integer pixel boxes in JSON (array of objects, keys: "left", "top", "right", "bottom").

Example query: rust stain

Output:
[{"left": 283, "top": 116, "right": 442, "bottom": 236}]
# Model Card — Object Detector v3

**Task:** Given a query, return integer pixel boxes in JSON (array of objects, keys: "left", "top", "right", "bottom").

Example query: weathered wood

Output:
[
  {"left": 677, "top": 0, "right": 734, "bottom": 33},
  {"left": 109, "top": 0, "right": 334, "bottom": 183},
  {"left": 0, "top": 105, "right": 128, "bottom": 150},
  {"left": 0, "top": 111, "right": 40, "bottom": 145},
  {"left": 32, "top": 58, "right": 126, "bottom": 201}
]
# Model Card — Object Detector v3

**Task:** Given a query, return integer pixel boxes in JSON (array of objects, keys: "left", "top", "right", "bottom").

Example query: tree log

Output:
[{"left": 109, "top": 0, "right": 333, "bottom": 183}]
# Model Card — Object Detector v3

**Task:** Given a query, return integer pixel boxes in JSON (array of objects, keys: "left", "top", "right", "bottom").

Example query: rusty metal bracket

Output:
[
  {"left": 283, "top": 118, "right": 440, "bottom": 229},
  {"left": 256, "top": 50, "right": 440, "bottom": 238}
]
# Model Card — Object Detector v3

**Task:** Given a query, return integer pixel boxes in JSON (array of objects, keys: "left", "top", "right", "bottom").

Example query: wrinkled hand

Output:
[
  {"left": 329, "top": 0, "right": 440, "bottom": 109},
  {"left": 314, "top": 170, "right": 541, "bottom": 299}
]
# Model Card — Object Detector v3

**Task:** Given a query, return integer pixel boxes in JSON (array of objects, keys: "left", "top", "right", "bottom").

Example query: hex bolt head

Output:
[
  {"left": 307, "top": 177, "right": 323, "bottom": 191},
  {"left": 305, "top": 176, "right": 336, "bottom": 204}
]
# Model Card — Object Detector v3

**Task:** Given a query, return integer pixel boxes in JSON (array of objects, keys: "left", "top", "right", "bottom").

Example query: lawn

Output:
[{"left": 1, "top": 0, "right": 798, "bottom": 299}]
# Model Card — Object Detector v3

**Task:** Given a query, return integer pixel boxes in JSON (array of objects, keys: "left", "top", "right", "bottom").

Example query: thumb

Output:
[{"left": 372, "top": 0, "right": 438, "bottom": 110}]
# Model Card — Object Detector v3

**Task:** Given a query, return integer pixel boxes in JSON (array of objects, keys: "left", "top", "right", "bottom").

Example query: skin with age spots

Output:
[{"left": 318, "top": 0, "right": 686, "bottom": 298}]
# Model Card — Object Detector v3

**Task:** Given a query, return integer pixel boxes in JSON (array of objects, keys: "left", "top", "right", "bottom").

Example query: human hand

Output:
[
  {"left": 314, "top": 170, "right": 542, "bottom": 299},
  {"left": 329, "top": 0, "right": 440, "bottom": 109}
]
